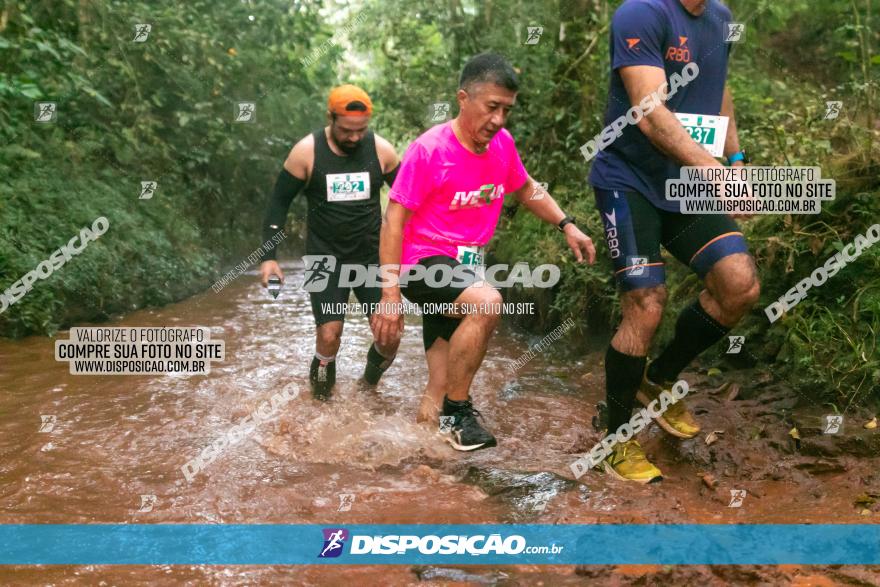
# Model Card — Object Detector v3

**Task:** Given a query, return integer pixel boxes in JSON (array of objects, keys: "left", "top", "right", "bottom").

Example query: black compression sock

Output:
[
  {"left": 647, "top": 299, "right": 730, "bottom": 384},
  {"left": 363, "top": 344, "right": 394, "bottom": 385},
  {"left": 605, "top": 345, "right": 647, "bottom": 434},
  {"left": 442, "top": 396, "right": 470, "bottom": 414},
  {"left": 310, "top": 355, "right": 336, "bottom": 386},
  {"left": 367, "top": 344, "right": 393, "bottom": 369}
]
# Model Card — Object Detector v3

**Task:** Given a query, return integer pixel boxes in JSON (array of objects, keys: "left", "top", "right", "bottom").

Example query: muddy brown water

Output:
[{"left": 1, "top": 262, "right": 878, "bottom": 585}]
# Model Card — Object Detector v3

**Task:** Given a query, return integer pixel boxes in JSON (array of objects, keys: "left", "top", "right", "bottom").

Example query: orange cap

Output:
[{"left": 327, "top": 84, "right": 373, "bottom": 117}]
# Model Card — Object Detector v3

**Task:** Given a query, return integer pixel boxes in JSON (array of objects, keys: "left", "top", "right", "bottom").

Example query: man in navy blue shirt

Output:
[{"left": 587, "top": 0, "right": 760, "bottom": 483}]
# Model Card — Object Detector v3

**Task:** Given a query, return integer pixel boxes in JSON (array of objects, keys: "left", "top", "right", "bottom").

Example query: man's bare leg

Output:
[
  {"left": 605, "top": 286, "right": 667, "bottom": 435},
  {"left": 417, "top": 338, "right": 448, "bottom": 424},
  {"left": 647, "top": 253, "right": 759, "bottom": 384},
  {"left": 445, "top": 286, "right": 503, "bottom": 401},
  {"left": 316, "top": 320, "right": 343, "bottom": 357},
  {"left": 417, "top": 283, "right": 502, "bottom": 450}
]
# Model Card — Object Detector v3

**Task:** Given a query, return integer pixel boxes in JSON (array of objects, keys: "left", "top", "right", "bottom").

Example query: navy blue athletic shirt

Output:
[{"left": 589, "top": 0, "right": 734, "bottom": 211}]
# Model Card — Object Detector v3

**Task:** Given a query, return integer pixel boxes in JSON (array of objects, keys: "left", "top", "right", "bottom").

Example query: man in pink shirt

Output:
[{"left": 373, "top": 53, "right": 596, "bottom": 451}]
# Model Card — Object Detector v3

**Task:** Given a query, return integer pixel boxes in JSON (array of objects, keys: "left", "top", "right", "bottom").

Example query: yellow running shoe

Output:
[
  {"left": 636, "top": 365, "right": 700, "bottom": 439},
  {"left": 602, "top": 439, "right": 663, "bottom": 484}
]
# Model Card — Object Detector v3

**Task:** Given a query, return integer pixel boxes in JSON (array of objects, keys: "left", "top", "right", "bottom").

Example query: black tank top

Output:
[{"left": 303, "top": 128, "right": 383, "bottom": 262}]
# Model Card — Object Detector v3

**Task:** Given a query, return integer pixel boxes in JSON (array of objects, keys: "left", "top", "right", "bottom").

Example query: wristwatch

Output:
[
  {"left": 727, "top": 149, "right": 749, "bottom": 165},
  {"left": 557, "top": 215, "right": 576, "bottom": 232}
]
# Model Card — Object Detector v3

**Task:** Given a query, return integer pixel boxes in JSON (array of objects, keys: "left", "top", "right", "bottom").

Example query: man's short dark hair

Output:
[{"left": 459, "top": 53, "right": 519, "bottom": 93}]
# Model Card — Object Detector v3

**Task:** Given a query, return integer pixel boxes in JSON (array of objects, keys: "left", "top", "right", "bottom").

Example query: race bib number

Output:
[
  {"left": 456, "top": 245, "right": 485, "bottom": 266},
  {"left": 326, "top": 172, "right": 370, "bottom": 202},
  {"left": 675, "top": 113, "right": 729, "bottom": 158}
]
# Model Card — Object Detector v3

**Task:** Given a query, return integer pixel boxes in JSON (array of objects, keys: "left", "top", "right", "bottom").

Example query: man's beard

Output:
[{"left": 338, "top": 140, "right": 361, "bottom": 154}]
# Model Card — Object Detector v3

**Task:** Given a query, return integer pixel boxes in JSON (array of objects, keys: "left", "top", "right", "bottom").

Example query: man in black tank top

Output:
[{"left": 258, "top": 85, "right": 402, "bottom": 399}]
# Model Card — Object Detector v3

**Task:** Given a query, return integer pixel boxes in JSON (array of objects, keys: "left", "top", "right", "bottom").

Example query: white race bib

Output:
[
  {"left": 326, "top": 172, "right": 370, "bottom": 202},
  {"left": 675, "top": 113, "right": 729, "bottom": 157}
]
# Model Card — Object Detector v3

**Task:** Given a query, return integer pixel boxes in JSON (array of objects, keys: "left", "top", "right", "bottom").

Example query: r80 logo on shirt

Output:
[{"left": 326, "top": 172, "right": 370, "bottom": 202}]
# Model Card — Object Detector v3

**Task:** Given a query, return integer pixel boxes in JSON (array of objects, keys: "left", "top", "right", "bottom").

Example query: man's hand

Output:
[
  {"left": 564, "top": 224, "right": 597, "bottom": 264},
  {"left": 260, "top": 260, "right": 284, "bottom": 288},
  {"left": 371, "top": 293, "right": 405, "bottom": 348}
]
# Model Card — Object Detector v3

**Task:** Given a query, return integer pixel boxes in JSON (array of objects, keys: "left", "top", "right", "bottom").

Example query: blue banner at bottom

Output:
[{"left": 1, "top": 524, "right": 878, "bottom": 565}]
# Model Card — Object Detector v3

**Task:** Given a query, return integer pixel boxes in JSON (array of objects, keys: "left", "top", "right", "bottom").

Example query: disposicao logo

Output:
[{"left": 318, "top": 528, "right": 349, "bottom": 558}]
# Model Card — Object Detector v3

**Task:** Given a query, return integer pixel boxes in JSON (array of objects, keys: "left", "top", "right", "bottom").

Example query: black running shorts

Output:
[
  {"left": 400, "top": 255, "right": 481, "bottom": 351},
  {"left": 305, "top": 255, "right": 383, "bottom": 326}
]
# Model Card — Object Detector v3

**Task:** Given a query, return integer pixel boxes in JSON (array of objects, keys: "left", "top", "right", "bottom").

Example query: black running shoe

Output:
[
  {"left": 309, "top": 357, "right": 336, "bottom": 401},
  {"left": 441, "top": 396, "right": 497, "bottom": 451},
  {"left": 363, "top": 344, "right": 394, "bottom": 385}
]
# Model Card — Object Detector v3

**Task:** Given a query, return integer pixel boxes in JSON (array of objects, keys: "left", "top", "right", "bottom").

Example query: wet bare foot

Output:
[{"left": 417, "top": 394, "right": 440, "bottom": 425}]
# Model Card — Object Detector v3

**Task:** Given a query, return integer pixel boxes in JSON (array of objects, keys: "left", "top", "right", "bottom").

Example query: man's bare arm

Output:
[
  {"left": 513, "top": 177, "right": 566, "bottom": 224},
  {"left": 284, "top": 134, "right": 314, "bottom": 181},
  {"left": 720, "top": 85, "right": 741, "bottom": 161},
  {"left": 258, "top": 134, "right": 314, "bottom": 287},
  {"left": 378, "top": 201, "right": 411, "bottom": 300},
  {"left": 512, "top": 178, "right": 596, "bottom": 264},
  {"left": 373, "top": 201, "right": 411, "bottom": 346},
  {"left": 374, "top": 134, "right": 401, "bottom": 174},
  {"left": 619, "top": 65, "right": 721, "bottom": 168}
]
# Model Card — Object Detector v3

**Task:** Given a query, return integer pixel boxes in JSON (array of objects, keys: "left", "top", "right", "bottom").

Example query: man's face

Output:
[
  {"left": 680, "top": 0, "right": 707, "bottom": 16},
  {"left": 330, "top": 114, "right": 370, "bottom": 153},
  {"left": 457, "top": 82, "right": 517, "bottom": 144}
]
